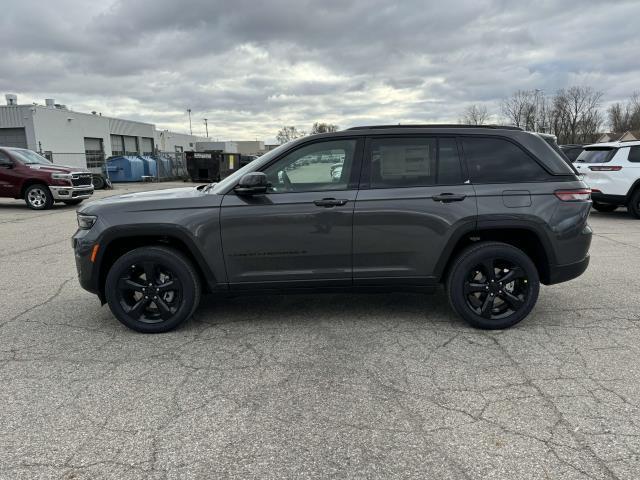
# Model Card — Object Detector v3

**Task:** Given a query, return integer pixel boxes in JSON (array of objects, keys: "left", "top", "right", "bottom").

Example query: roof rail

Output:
[{"left": 345, "top": 124, "right": 523, "bottom": 131}]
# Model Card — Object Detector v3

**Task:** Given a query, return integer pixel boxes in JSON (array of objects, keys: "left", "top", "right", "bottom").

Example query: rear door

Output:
[
  {"left": 0, "top": 150, "right": 21, "bottom": 198},
  {"left": 353, "top": 136, "right": 477, "bottom": 285}
]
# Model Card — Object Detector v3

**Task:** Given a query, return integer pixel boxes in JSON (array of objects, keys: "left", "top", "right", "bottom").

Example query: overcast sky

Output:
[{"left": 1, "top": 0, "right": 639, "bottom": 141}]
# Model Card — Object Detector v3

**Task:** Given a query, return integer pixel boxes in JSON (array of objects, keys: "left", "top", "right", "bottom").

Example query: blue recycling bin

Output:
[{"left": 106, "top": 156, "right": 145, "bottom": 182}]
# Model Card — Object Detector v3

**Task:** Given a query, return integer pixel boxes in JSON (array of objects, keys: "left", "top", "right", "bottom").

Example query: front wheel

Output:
[
  {"left": 24, "top": 184, "right": 53, "bottom": 210},
  {"left": 592, "top": 201, "right": 618, "bottom": 213},
  {"left": 446, "top": 242, "right": 540, "bottom": 329},
  {"left": 105, "top": 246, "right": 201, "bottom": 333}
]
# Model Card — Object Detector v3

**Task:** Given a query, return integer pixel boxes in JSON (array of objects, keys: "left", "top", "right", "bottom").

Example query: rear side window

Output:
[
  {"left": 576, "top": 148, "right": 616, "bottom": 164},
  {"left": 368, "top": 137, "right": 463, "bottom": 188},
  {"left": 628, "top": 146, "right": 640, "bottom": 163},
  {"left": 462, "top": 137, "right": 548, "bottom": 183}
]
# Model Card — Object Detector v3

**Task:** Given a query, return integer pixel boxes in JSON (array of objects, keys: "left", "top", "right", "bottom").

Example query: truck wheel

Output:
[
  {"left": 446, "top": 242, "right": 540, "bottom": 330},
  {"left": 63, "top": 199, "right": 84, "bottom": 206},
  {"left": 24, "top": 184, "right": 54, "bottom": 210},
  {"left": 628, "top": 189, "right": 640, "bottom": 219},
  {"left": 592, "top": 201, "right": 618, "bottom": 213},
  {"left": 105, "top": 246, "right": 201, "bottom": 333},
  {"left": 92, "top": 175, "right": 105, "bottom": 190}
]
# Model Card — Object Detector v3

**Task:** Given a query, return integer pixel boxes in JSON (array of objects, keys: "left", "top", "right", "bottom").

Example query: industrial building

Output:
[{"left": 0, "top": 94, "right": 208, "bottom": 171}]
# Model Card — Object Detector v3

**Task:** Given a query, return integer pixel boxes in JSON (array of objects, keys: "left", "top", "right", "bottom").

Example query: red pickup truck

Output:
[{"left": 0, "top": 147, "right": 94, "bottom": 209}]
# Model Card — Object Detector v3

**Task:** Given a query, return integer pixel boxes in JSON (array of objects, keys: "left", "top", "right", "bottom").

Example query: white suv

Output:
[{"left": 575, "top": 140, "right": 640, "bottom": 218}]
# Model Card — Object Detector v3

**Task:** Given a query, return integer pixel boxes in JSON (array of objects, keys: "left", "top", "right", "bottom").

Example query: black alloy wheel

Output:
[
  {"left": 105, "top": 246, "right": 201, "bottom": 333},
  {"left": 447, "top": 242, "right": 540, "bottom": 329}
]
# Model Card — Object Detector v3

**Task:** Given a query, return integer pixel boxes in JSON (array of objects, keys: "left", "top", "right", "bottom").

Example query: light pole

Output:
[
  {"left": 187, "top": 109, "right": 192, "bottom": 135},
  {"left": 204, "top": 118, "right": 209, "bottom": 138}
]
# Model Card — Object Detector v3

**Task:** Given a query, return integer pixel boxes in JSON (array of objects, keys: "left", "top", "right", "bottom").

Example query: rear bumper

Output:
[
  {"left": 547, "top": 255, "right": 590, "bottom": 285},
  {"left": 591, "top": 192, "right": 626, "bottom": 205},
  {"left": 51, "top": 185, "right": 94, "bottom": 201}
]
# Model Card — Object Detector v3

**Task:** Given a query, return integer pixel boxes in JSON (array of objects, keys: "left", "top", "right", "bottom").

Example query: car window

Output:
[
  {"left": 368, "top": 137, "right": 463, "bottom": 188},
  {"left": 0, "top": 151, "right": 11, "bottom": 164},
  {"left": 263, "top": 139, "right": 356, "bottom": 193},
  {"left": 576, "top": 148, "right": 616, "bottom": 164},
  {"left": 462, "top": 137, "right": 548, "bottom": 183},
  {"left": 628, "top": 146, "right": 640, "bottom": 163}
]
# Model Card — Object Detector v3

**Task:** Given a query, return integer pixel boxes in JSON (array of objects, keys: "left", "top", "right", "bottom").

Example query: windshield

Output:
[
  {"left": 11, "top": 149, "right": 52, "bottom": 165},
  {"left": 576, "top": 148, "right": 616, "bottom": 164},
  {"left": 210, "top": 143, "right": 290, "bottom": 194}
]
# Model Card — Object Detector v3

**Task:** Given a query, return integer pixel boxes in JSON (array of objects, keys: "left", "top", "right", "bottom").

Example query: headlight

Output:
[
  {"left": 77, "top": 214, "right": 97, "bottom": 229},
  {"left": 52, "top": 173, "right": 73, "bottom": 180}
]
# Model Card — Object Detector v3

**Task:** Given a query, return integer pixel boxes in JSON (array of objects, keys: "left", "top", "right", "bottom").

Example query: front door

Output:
[
  {"left": 0, "top": 150, "right": 20, "bottom": 198},
  {"left": 220, "top": 138, "right": 362, "bottom": 289},
  {"left": 353, "top": 136, "right": 477, "bottom": 285}
]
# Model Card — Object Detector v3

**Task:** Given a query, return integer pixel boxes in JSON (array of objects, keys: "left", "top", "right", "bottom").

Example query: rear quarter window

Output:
[
  {"left": 462, "top": 137, "right": 549, "bottom": 183},
  {"left": 628, "top": 146, "right": 640, "bottom": 163},
  {"left": 576, "top": 148, "right": 616, "bottom": 164}
]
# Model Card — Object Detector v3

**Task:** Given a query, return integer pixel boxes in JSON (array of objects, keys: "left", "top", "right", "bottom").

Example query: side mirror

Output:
[{"left": 235, "top": 172, "right": 268, "bottom": 195}]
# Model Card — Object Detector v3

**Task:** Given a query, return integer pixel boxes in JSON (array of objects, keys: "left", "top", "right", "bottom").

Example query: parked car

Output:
[
  {"left": 72, "top": 125, "right": 592, "bottom": 333},
  {"left": 329, "top": 162, "right": 343, "bottom": 182},
  {"left": 560, "top": 144, "right": 585, "bottom": 163},
  {"left": 574, "top": 140, "right": 640, "bottom": 217},
  {"left": 0, "top": 147, "right": 94, "bottom": 209}
]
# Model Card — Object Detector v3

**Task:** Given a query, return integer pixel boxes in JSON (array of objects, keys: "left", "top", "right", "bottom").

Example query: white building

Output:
[{"left": 0, "top": 94, "right": 208, "bottom": 170}]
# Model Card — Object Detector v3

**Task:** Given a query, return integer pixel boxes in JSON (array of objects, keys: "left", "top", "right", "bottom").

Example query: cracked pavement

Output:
[{"left": 1, "top": 182, "right": 640, "bottom": 479}]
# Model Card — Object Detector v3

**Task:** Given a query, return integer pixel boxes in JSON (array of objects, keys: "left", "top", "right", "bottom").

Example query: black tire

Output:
[
  {"left": 628, "top": 189, "right": 640, "bottom": 219},
  {"left": 592, "top": 201, "right": 618, "bottom": 213},
  {"left": 446, "top": 241, "right": 540, "bottom": 330},
  {"left": 63, "top": 199, "right": 84, "bottom": 206},
  {"left": 92, "top": 175, "right": 105, "bottom": 190},
  {"left": 105, "top": 246, "right": 201, "bottom": 333},
  {"left": 24, "top": 184, "right": 54, "bottom": 210}
]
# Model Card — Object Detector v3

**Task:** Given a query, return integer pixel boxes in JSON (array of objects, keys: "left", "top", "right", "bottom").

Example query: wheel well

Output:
[
  {"left": 97, "top": 235, "right": 211, "bottom": 300},
  {"left": 442, "top": 228, "right": 551, "bottom": 284},
  {"left": 627, "top": 180, "right": 640, "bottom": 200},
  {"left": 20, "top": 179, "right": 49, "bottom": 198}
]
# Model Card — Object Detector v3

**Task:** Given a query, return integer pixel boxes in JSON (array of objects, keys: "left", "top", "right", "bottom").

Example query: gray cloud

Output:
[{"left": 1, "top": 0, "right": 639, "bottom": 140}]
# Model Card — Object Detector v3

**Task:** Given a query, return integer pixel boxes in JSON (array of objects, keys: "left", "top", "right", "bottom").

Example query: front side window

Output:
[
  {"left": 368, "top": 137, "right": 463, "bottom": 188},
  {"left": 463, "top": 137, "right": 548, "bottom": 183},
  {"left": 263, "top": 139, "right": 356, "bottom": 193}
]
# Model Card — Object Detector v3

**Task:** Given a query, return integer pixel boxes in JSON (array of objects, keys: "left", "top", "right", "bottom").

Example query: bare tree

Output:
[
  {"left": 460, "top": 104, "right": 489, "bottom": 125},
  {"left": 276, "top": 126, "right": 306, "bottom": 144},
  {"left": 608, "top": 92, "right": 640, "bottom": 132},
  {"left": 501, "top": 90, "right": 537, "bottom": 130},
  {"left": 310, "top": 122, "right": 339, "bottom": 134},
  {"left": 553, "top": 86, "right": 603, "bottom": 144}
]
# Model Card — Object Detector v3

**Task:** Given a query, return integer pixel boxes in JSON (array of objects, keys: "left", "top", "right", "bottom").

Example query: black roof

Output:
[{"left": 346, "top": 124, "right": 522, "bottom": 131}]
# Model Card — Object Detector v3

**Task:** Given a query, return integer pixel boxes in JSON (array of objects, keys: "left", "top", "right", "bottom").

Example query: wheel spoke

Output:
[
  {"left": 499, "top": 267, "right": 525, "bottom": 284},
  {"left": 127, "top": 297, "right": 150, "bottom": 318},
  {"left": 500, "top": 291, "right": 524, "bottom": 310},
  {"left": 482, "top": 259, "right": 496, "bottom": 281},
  {"left": 480, "top": 294, "right": 495, "bottom": 318},
  {"left": 118, "top": 278, "right": 145, "bottom": 292},
  {"left": 154, "top": 297, "right": 173, "bottom": 320},
  {"left": 465, "top": 282, "right": 487, "bottom": 294},
  {"left": 157, "top": 280, "right": 175, "bottom": 292},
  {"left": 142, "top": 262, "right": 156, "bottom": 285}
]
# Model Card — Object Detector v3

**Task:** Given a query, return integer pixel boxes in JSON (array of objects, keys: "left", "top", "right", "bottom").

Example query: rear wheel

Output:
[
  {"left": 592, "top": 201, "right": 618, "bottom": 213},
  {"left": 628, "top": 189, "right": 640, "bottom": 219},
  {"left": 446, "top": 242, "right": 540, "bottom": 329},
  {"left": 105, "top": 246, "right": 201, "bottom": 333},
  {"left": 24, "top": 184, "right": 53, "bottom": 210},
  {"left": 92, "top": 174, "right": 105, "bottom": 190}
]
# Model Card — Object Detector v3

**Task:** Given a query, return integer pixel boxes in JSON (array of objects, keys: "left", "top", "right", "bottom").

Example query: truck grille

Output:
[{"left": 72, "top": 173, "right": 93, "bottom": 187}]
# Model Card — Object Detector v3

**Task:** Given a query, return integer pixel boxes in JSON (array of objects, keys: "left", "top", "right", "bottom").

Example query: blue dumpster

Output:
[
  {"left": 138, "top": 156, "right": 158, "bottom": 177},
  {"left": 106, "top": 156, "right": 145, "bottom": 182}
]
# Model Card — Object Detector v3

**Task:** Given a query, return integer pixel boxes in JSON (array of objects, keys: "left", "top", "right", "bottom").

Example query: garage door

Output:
[{"left": 0, "top": 128, "right": 27, "bottom": 148}]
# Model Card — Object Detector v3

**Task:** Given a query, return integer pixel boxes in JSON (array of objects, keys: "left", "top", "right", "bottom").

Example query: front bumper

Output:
[
  {"left": 51, "top": 185, "right": 94, "bottom": 201},
  {"left": 72, "top": 229, "right": 100, "bottom": 297}
]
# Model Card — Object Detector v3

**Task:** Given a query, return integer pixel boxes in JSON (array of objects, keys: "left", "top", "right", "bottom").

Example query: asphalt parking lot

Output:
[{"left": 1, "top": 182, "right": 640, "bottom": 479}]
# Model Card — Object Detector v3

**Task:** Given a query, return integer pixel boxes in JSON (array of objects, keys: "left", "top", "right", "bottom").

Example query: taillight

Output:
[
  {"left": 554, "top": 189, "right": 591, "bottom": 201},
  {"left": 589, "top": 166, "right": 622, "bottom": 171}
]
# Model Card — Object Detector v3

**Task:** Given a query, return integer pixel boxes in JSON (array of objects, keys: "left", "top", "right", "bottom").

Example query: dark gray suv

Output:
[{"left": 72, "top": 125, "right": 592, "bottom": 333}]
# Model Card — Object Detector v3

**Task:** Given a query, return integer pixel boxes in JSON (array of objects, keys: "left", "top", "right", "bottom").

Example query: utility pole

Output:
[
  {"left": 187, "top": 109, "right": 192, "bottom": 135},
  {"left": 204, "top": 118, "right": 209, "bottom": 138}
]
